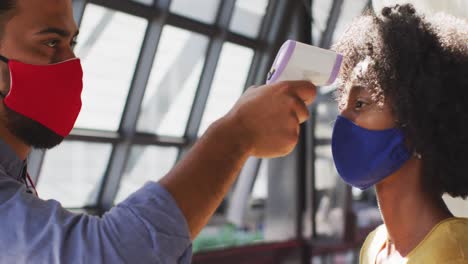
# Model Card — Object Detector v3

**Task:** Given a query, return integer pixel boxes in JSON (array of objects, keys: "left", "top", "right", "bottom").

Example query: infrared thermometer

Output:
[{"left": 266, "top": 40, "right": 343, "bottom": 86}]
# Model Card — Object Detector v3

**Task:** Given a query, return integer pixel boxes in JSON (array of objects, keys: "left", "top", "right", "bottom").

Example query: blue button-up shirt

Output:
[{"left": 0, "top": 140, "right": 192, "bottom": 263}]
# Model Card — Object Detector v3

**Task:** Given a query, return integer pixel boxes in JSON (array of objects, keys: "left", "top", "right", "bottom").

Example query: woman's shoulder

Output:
[
  {"left": 444, "top": 217, "right": 468, "bottom": 229},
  {"left": 425, "top": 217, "right": 468, "bottom": 247},
  {"left": 408, "top": 217, "right": 468, "bottom": 263},
  {"left": 360, "top": 224, "right": 387, "bottom": 264},
  {"left": 432, "top": 217, "right": 468, "bottom": 249}
]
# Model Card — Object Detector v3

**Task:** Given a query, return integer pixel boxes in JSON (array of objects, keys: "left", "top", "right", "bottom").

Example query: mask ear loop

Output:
[
  {"left": 0, "top": 55, "right": 9, "bottom": 64},
  {"left": 398, "top": 122, "right": 422, "bottom": 159}
]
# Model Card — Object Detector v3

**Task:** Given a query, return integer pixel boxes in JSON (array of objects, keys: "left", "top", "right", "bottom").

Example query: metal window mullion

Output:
[
  {"left": 225, "top": 32, "right": 266, "bottom": 50},
  {"left": 132, "top": 133, "right": 188, "bottom": 146},
  {"left": 119, "top": 20, "right": 168, "bottom": 132},
  {"left": 72, "top": 0, "right": 88, "bottom": 26},
  {"left": 97, "top": 2, "right": 171, "bottom": 210},
  {"left": 257, "top": 0, "right": 280, "bottom": 41},
  {"left": 225, "top": 157, "right": 261, "bottom": 225},
  {"left": 178, "top": 41, "right": 223, "bottom": 159},
  {"left": 181, "top": 0, "right": 237, "bottom": 155},
  {"left": 98, "top": 143, "right": 132, "bottom": 210},
  {"left": 243, "top": 0, "right": 280, "bottom": 88},
  {"left": 264, "top": 0, "right": 293, "bottom": 44},
  {"left": 67, "top": 131, "right": 189, "bottom": 146},
  {"left": 263, "top": 0, "right": 306, "bottom": 242},
  {"left": 227, "top": 0, "right": 297, "bottom": 232},
  {"left": 166, "top": 14, "right": 218, "bottom": 36},
  {"left": 230, "top": 1, "right": 290, "bottom": 226},
  {"left": 307, "top": 107, "right": 318, "bottom": 238},
  {"left": 244, "top": 51, "right": 264, "bottom": 88},
  {"left": 65, "top": 135, "right": 120, "bottom": 145},
  {"left": 254, "top": 0, "right": 294, "bottom": 86},
  {"left": 68, "top": 128, "right": 120, "bottom": 142},
  {"left": 242, "top": 0, "right": 281, "bottom": 89},
  {"left": 165, "top": 14, "right": 265, "bottom": 50},
  {"left": 88, "top": 0, "right": 155, "bottom": 18},
  {"left": 319, "top": 0, "right": 344, "bottom": 49},
  {"left": 295, "top": 3, "right": 313, "bottom": 262}
]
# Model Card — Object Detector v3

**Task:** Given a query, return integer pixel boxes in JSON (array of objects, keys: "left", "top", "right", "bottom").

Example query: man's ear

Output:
[{"left": 0, "top": 61, "right": 10, "bottom": 95}]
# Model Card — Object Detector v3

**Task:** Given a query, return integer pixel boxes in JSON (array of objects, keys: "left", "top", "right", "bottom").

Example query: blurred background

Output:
[{"left": 28, "top": 0, "right": 467, "bottom": 263}]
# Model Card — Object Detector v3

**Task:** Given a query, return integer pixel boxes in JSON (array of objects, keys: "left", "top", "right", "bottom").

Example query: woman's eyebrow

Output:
[
  {"left": 351, "top": 84, "right": 374, "bottom": 97},
  {"left": 350, "top": 84, "right": 365, "bottom": 92}
]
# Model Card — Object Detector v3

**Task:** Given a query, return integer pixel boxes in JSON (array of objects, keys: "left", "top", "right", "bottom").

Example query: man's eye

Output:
[{"left": 45, "top": 40, "right": 58, "bottom": 48}]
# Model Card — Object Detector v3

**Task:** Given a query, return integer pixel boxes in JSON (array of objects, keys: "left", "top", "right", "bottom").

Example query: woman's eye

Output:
[{"left": 355, "top": 100, "right": 367, "bottom": 110}]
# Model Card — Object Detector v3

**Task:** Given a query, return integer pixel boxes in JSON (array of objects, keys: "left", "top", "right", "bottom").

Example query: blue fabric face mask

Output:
[{"left": 331, "top": 115, "right": 411, "bottom": 190}]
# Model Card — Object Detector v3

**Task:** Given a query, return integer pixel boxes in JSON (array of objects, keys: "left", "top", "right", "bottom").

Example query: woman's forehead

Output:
[{"left": 340, "top": 56, "right": 378, "bottom": 94}]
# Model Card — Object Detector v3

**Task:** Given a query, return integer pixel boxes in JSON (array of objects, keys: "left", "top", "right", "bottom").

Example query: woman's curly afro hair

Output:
[{"left": 333, "top": 4, "right": 468, "bottom": 198}]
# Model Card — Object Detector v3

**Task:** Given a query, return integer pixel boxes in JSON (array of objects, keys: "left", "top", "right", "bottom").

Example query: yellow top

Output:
[{"left": 360, "top": 217, "right": 468, "bottom": 264}]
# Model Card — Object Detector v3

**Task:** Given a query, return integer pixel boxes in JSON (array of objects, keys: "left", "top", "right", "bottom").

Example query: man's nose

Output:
[{"left": 53, "top": 47, "right": 77, "bottom": 63}]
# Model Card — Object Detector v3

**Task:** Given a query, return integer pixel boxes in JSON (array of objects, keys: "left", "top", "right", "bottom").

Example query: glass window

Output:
[
  {"left": 331, "top": 0, "right": 368, "bottom": 44},
  {"left": 314, "top": 99, "right": 346, "bottom": 238},
  {"left": 170, "top": 0, "right": 221, "bottom": 24},
  {"left": 137, "top": 26, "right": 209, "bottom": 137},
  {"left": 315, "top": 99, "right": 338, "bottom": 139},
  {"left": 194, "top": 159, "right": 268, "bottom": 253},
  {"left": 314, "top": 145, "right": 346, "bottom": 238},
  {"left": 198, "top": 43, "right": 254, "bottom": 135},
  {"left": 311, "top": 0, "right": 333, "bottom": 45},
  {"left": 74, "top": 4, "right": 148, "bottom": 131},
  {"left": 444, "top": 194, "right": 468, "bottom": 217},
  {"left": 252, "top": 159, "right": 268, "bottom": 200},
  {"left": 229, "top": 0, "right": 269, "bottom": 38},
  {"left": 36, "top": 141, "right": 112, "bottom": 208},
  {"left": 114, "top": 146, "right": 178, "bottom": 203}
]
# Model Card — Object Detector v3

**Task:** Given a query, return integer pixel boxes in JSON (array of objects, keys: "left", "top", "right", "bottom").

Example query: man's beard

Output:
[{"left": 4, "top": 105, "right": 64, "bottom": 149}]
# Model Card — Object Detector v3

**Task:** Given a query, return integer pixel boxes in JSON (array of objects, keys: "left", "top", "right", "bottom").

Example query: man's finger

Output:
[
  {"left": 281, "top": 81, "right": 317, "bottom": 102},
  {"left": 304, "top": 96, "right": 316, "bottom": 106},
  {"left": 292, "top": 96, "right": 310, "bottom": 124}
]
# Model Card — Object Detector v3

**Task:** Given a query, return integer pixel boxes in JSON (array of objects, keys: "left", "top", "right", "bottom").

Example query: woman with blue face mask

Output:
[{"left": 331, "top": 4, "right": 468, "bottom": 264}]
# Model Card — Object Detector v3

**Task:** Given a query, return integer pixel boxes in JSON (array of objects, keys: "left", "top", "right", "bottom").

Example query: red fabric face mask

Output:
[{"left": 0, "top": 55, "right": 83, "bottom": 137}]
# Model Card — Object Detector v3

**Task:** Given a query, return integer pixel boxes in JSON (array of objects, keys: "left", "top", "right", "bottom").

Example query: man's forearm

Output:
[
  {"left": 159, "top": 81, "right": 316, "bottom": 240},
  {"left": 159, "top": 115, "right": 250, "bottom": 239}
]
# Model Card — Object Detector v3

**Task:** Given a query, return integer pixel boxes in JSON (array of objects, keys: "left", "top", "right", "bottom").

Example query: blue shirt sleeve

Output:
[{"left": 0, "top": 176, "right": 192, "bottom": 264}]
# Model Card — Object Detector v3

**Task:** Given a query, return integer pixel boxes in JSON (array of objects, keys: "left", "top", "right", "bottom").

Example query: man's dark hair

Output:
[
  {"left": 0, "top": 0, "right": 16, "bottom": 36},
  {"left": 0, "top": 0, "right": 15, "bottom": 14},
  {"left": 333, "top": 4, "right": 468, "bottom": 198},
  {"left": 0, "top": 1, "right": 15, "bottom": 18}
]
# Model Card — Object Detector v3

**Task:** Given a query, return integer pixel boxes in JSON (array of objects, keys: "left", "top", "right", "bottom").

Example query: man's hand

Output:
[
  {"left": 160, "top": 80, "right": 316, "bottom": 239},
  {"left": 223, "top": 80, "right": 317, "bottom": 158}
]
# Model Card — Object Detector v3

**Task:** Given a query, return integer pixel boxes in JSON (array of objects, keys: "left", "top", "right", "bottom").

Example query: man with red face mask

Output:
[{"left": 0, "top": 0, "right": 316, "bottom": 263}]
